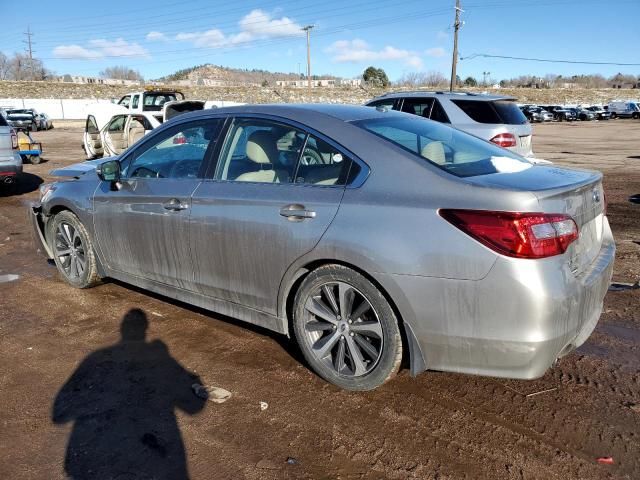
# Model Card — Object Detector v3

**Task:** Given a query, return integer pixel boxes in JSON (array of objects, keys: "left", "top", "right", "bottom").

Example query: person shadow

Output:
[{"left": 52, "top": 309, "right": 206, "bottom": 480}]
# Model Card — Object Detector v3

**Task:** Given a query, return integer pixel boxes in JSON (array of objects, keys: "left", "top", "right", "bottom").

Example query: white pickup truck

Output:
[{"left": 83, "top": 88, "right": 244, "bottom": 159}]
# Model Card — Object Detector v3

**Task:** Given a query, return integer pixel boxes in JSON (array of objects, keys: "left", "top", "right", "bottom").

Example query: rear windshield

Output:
[
  {"left": 352, "top": 116, "right": 532, "bottom": 178},
  {"left": 451, "top": 99, "right": 527, "bottom": 125},
  {"left": 143, "top": 93, "right": 180, "bottom": 111}
]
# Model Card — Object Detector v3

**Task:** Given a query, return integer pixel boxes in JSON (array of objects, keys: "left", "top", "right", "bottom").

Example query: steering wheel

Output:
[
  {"left": 130, "top": 166, "right": 161, "bottom": 178},
  {"left": 169, "top": 159, "right": 199, "bottom": 178},
  {"left": 301, "top": 147, "right": 325, "bottom": 166}
]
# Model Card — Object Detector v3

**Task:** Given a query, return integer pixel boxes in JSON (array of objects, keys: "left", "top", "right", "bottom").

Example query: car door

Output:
[
  {"left": 102, "top": 115, "right": 128, "bottom": 156},
  {"left": 189, "top": 116, "right": 360, "bottom": 315},
  {"left": 93, "top": 118, "right": 224, "bottom": 289},
  {"left": 84, "top": 115, "right": 103, "bottom": 158}
]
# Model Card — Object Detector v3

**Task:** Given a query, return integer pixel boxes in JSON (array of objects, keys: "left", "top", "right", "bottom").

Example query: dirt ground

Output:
[{"left": 0, "top": 120, "right": 638, "bottom": 480}]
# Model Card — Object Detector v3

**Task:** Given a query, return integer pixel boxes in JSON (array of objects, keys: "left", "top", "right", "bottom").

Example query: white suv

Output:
[
  {"left": 366, "top": 91, "right": 534, "bottom": 157},
  {"left": 0, "top": 113, "right": 22, "bottom": 187}
]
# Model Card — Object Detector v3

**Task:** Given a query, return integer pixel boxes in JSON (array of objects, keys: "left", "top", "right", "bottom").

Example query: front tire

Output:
[
  {"left": 293, "top": 265, "right": 402, "bottom": 390},
  {"left": 49, "top": 211, "right": 101, "bottom": 288}
]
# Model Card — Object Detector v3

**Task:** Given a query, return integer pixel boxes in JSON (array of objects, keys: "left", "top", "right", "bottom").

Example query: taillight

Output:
[
  {"left": 490, "top": 133, "right": 517, "bottom": 148},
  {"left": 10, "top": 129, "right": 18, "bottom": 149},
  {"left": 173, "top": 134, "right": 186, "bottom": 144},
  {"left": 440, "top": 209, "right": 578, "bottom": 259}
]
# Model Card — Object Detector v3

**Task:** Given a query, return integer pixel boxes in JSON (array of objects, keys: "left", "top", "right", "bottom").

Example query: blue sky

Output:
[{"left": 0, "top": 0, "right": 638, "bottom": 82}]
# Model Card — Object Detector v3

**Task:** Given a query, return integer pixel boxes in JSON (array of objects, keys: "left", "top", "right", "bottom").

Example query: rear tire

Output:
[
  {"left": 293, "top": 264, "right": 402, "bottom": 391},
  {"left": 611, "top": 112, "right": 617, "bottom": 119},
  {"left": 48, "top": 211, "right": 101, "bottom": 289}
]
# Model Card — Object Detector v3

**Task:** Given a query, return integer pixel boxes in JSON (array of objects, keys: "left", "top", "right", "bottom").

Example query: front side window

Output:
[
  {"left": 216, "top": 119, "right": 305, "bottom": 184},
  {"left": 353, "top": 116, "right": 532, "bottom": 178},
  {"left": 122, "top": 119, "right": 221, "bottom": 179},
  {"left": 367, "top": 98, "right": 396, "bottom": 112},
  {"left": 86, "top": 115, "right": 99, "bottom": 134},
  {"left": 118, "top": 95, "right": 131, "bottom": 108},
  {"left": 108, "top": 116, "right": 126, "bottom": 133}
]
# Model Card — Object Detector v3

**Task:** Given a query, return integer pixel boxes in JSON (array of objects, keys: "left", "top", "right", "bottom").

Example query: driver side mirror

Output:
[{"left": 96, "top": 159, "right": 121, "bottom": 182}]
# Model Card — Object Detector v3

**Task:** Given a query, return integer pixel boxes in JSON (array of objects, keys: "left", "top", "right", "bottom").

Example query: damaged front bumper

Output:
[{"left": 29, "top": 203, "right": 53, "bottom": 259}]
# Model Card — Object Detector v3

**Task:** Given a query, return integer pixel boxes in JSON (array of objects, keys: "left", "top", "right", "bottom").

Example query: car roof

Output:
[
  {"left": 177, "top": 103, "right": 405, "bottom": 123},
  {"left": 370, "top": 91, "right": 516, "bottom": 102}
]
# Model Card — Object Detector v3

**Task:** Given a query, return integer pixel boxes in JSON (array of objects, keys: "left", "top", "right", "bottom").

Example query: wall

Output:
[{"left": 0, "top": 98, "right": 114, "bottom": 119}]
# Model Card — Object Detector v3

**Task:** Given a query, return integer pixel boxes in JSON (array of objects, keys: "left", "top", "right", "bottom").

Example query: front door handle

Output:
[
  {"left": 279, "top": 204, "right": 316, "bottom": 220},
  {"left": 163, "top": 198, "right": 189, "bottom": 211}
]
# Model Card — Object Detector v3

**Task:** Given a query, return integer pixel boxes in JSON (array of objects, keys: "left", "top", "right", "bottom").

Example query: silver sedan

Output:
[{"left": 30, "top": 104, "right": 614, "bottom": 390}]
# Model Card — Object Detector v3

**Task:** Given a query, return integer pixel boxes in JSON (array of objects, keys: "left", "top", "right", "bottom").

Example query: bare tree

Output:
[
  {"left": 0, "top": 52, "right": 9, "bottom": 80},
  {"left": 99, "top": 66, "right": 144, "bottom": 81}
]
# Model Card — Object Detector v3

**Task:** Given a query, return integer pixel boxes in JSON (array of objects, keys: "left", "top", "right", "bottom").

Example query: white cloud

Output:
[
  {"left": 326, "top": 39, "right": 423, "bottom": 68},
  {"left": 425, "top": 47, "right": 446, "bottom": 58},
  {"left": 146, "top": 31, "right": 168, "bottom": 42},
  {"left": 52, "top": 45, "right": 96, "bottom": 59},
  {"left": 175, "top": 9, "right": 303, "bottom": 49},
  {"left": 436, "top": 30, "right": 449, "bottom": 41},
  {"left": 53, "top": 38, "right": 149, "bottom": 59}
]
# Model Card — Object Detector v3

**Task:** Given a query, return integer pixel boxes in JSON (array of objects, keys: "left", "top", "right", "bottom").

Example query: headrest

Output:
[
  {"left": 247, "top": 130, "right": 278, "bottom": 164},
  {"left": 421, "top": 141, "right": 446, "bottom": 165}
]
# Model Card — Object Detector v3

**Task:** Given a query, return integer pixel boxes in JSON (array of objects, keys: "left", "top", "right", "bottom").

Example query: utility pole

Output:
[
  {"left": 302, "top": 25, "right": 314, "bottom": 96},
  {"left": 483, "top": 71, "right": 490, "bottom": 86},
  {"left": 449, "top": 0, "right": 462, "bottom": 92},
  {"left": 23, "top": 26, "right": 35, "bottom": 81}
]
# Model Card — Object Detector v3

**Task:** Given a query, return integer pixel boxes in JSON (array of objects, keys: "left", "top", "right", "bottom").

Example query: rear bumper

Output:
[
  {"left": 378, "top": 218, "right": 615, "bottom": 379},
  {"left": 0, "top": 152, "right": 23, "bottom": 176}
]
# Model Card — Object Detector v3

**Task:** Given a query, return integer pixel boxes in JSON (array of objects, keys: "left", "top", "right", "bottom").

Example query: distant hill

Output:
[{"left": 155, "top": 63, "right": 337, "bottom": 85}]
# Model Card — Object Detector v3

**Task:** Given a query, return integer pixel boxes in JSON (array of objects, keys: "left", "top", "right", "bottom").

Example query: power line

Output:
[
  {"left": 38, "top": 8, "right": 451, "bottom": 61},
  {"left": 461, "top": 53, "right": 640, "bottom": 66}
]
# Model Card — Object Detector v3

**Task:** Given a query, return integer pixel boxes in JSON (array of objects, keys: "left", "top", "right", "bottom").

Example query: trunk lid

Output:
[{"left": 466, "top": 165, "right": 605, "bottom": 274}]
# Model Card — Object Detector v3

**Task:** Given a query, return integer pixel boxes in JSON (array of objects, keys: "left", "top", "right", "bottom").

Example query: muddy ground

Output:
[{"left": 0, "top": 120, "right": 638, "bottom": 479}]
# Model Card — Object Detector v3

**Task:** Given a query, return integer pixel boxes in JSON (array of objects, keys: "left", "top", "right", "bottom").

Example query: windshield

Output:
[
  {"left": 353, "top": 116, "right": 532, "bottom": 178},
  {"left": 142, "top": 93, "right": 181, "bottom": 111}
]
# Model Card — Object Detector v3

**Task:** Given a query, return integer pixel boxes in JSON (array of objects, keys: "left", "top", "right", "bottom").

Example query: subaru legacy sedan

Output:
[{"left": 30, "top": 104, "right": 614, "bottom": 391}]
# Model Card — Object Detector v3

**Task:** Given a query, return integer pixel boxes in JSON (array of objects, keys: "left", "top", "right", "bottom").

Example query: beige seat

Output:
[
  {"left": 128, "top": 119, "right": 145, "bottom": 146},
  {"left": 236, "top": 130, "right": 282, "bottom": 183},
  {"left": 421, "top": 141, "right": 446, "bottom": 165}
]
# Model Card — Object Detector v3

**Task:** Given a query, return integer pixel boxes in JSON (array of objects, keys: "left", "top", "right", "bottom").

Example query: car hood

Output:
[{"left": 49, "top": 158, "right": 116, "bottom": 178}]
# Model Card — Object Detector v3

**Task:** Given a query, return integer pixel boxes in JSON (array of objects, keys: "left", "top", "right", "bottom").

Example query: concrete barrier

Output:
[{"left": 0, "top": 98, "right": 114, "bottom": 120}]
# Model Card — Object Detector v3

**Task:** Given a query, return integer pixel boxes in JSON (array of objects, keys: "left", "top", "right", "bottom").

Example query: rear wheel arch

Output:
[{"left": 280, "top": 259, "right": 427, "bottom": 376}]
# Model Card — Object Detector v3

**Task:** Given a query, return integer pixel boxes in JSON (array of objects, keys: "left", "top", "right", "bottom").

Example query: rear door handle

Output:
[
  {"left": 163, "top": 198, "right": 189, "bottom": 211},
  {"left": 279, "top": 204, "right": 316, "bottom": 220}
]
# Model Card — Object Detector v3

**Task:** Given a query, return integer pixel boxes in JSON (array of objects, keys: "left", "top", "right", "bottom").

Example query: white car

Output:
[
  {"left": 83, "top": 100, "right": 209, "bottom": 159},
  {"left": 366, "top": 92, "right": 534, "bottom": 157}
]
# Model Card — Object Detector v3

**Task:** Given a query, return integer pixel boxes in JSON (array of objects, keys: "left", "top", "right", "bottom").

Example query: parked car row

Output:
[
  {"left": 0, "top": 107, "right": 53, "bottom": 131},
  {"left": 519, "top": 100, "right": 640, "bottom": 123}
]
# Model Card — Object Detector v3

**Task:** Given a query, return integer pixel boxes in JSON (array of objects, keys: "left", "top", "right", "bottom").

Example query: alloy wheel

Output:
[
  {"left": 54, "top": 222, "right": 87, "bottom": 280},
  {"left": 301, "top": 281, "right": 383, "bottom": 377}
]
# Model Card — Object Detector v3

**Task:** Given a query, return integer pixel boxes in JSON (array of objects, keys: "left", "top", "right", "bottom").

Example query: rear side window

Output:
[
  {"left": 295, "top": 135, "right": 354, "bottom": 186},
  {"left": 451, "top": 99, "right": 527, "bottom": 125},
  {"left": 353, "top": 116, "right": 532, "bottom": 178},
  {"left": 492, "top": 100, "right": 528, "bottom": 124},
  {"left": 451, "top": 100, "right": 500, "bottom": 123},
  {"left": 400, "top": 98, "right": 434, "bottom": 117},
  {"left": 429, "top": 99, "right": 450, "bottom": 123}
]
